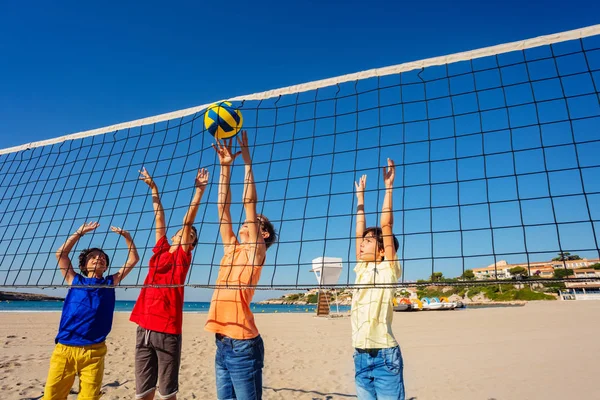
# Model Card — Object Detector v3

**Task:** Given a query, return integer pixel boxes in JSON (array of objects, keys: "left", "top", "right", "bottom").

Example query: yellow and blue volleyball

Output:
[{"left": 203, "top": 101, "right": 243, "bottom": 140}]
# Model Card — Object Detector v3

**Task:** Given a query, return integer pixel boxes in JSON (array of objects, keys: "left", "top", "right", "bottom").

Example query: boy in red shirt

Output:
[{"left": 130, "top": 167, "right": 208, "bottom": 400}]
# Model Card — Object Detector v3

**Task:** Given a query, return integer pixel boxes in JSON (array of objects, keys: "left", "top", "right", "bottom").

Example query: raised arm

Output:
[
  {"left": 238, "top": 131, "right": 266, "bottom": 265},
  {"left": 354, "top": 175, "right": 367, "bottom": 261},
  {"left": 381, "top": 158, "right": 396, "bottom": 261},
  {"left": 110, "top": 227, "right": 140, "bottom": 285},
  {"left": 212, "top": 138, "right": 241, "bottom": 248},
  {"left": 56, "top": 222, "right": 99, "bottom": 284},
  {"left": 139, "top": 167, "right": 166, "bottom": 244},
  {"left": 180, "top": 168, "right": 209, "bottom": 253}
]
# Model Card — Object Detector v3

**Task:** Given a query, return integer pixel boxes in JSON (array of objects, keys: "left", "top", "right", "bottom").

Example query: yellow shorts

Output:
[{"left": 43, "top": 342, "right": 107, "bottom": 400}]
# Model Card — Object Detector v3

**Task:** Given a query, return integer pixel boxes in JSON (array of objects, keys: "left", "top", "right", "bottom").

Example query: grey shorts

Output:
[{"left": 135, "top": 326, "right": 182, "bottom": 399}]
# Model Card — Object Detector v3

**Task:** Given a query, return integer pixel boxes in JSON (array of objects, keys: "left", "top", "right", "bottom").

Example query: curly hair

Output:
[
  {"left": 258, "top": 214, "right": 277, "bottom": 249},
  {"left": 78, "top": 248, "right": 110, "bottom": 275}
]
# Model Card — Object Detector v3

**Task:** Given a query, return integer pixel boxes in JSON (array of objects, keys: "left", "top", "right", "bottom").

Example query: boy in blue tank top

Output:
[{"left": 43, "top": 221, "right": 140, "bottom": 400}]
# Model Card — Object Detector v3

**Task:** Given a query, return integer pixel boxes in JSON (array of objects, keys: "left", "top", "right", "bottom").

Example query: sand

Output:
[{"left": 1, "top": 300, "right": 598, "bottom": 400}]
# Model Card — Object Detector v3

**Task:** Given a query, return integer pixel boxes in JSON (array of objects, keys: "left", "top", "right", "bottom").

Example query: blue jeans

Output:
[
  {"left": 354, "top": 346, "right": 405, "bottom": 400},
  {"left": 215, "top": 334, "right": 264, "bottom": 400}
]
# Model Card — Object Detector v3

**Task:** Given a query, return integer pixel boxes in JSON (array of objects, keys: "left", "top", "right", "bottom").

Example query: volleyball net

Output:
[{"left": 1, "top": 25, "right": 599, "bottom": 289}]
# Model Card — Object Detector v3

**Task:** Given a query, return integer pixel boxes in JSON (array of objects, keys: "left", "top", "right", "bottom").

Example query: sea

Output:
[{"left": 0, "top": 300, "right": 351, "bottom": 314}]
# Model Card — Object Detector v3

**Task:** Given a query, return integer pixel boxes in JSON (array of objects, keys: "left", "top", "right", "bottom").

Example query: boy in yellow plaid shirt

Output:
[{"left": 351, "top": 158, "right": 404, "bottom": 400}]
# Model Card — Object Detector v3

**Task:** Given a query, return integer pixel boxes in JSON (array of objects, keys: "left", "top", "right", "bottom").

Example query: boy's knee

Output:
[
  {"left": 135, "top": 388, "right": 156, "bottom": 400},
  {"left": 156, "top": 390, "right": 178, "bottom": 399}
]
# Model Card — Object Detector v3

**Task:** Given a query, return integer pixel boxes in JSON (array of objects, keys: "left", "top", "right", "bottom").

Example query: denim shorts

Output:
[
  {"left": 353, "top": 345, "right": 405, "bottom": 400},
  {"left": 215, "top": 334, "right": 264, "bottom": 400}
]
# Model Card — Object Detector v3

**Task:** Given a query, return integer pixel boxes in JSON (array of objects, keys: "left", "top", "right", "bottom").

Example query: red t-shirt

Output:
[{"left": 130, "top": 236, "right": 192, "bottom": 334}]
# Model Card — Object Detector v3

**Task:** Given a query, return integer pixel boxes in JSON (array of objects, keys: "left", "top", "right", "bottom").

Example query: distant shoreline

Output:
[
  {"left": 0, "top": 291, "right": 64, "bottom": 302},
  {"left": 0, "top": 300, "right": 342, "bottom": 314}
]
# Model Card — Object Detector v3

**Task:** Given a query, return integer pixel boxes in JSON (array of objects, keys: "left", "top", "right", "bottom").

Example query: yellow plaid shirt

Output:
[{"left": 351, "top": 258, "right": 401, "bottom": 349}]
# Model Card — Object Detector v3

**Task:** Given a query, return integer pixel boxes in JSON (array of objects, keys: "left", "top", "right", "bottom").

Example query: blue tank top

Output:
[{"left": 55, "top": 274, "right": 116, "bottom": 346}]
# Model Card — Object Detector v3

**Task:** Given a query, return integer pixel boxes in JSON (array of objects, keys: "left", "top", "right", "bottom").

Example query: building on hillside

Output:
[
  {"left": 549, "top": 259, "right": 599, "bottom": 269},
  {"left": 560, "top": 281, "right": 600, "bottom": 300},
  {"left": 472, "top": 261, "right": 511, "bottom": 280},
  {"left": 472, "top": 258, "right": 600, "bottom": 281},
  {"left": 528, "top": 265, "right": 555, "bottom": 278},
  {"left": 572, "top": 269, "right": 600, "bottom": 279}
]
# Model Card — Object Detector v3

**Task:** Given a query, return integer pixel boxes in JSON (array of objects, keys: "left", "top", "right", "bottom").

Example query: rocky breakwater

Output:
[{"left": 0, "top": 291, "right": 64, "bottom": 301}]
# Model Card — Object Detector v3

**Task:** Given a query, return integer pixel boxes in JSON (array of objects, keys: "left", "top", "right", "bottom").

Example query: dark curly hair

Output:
[
  {"left": 258, "top": 214, "right": 277, "bottom": 249},
  {"left": 78, "top": 248, "right": 110, "bottom": 275}
]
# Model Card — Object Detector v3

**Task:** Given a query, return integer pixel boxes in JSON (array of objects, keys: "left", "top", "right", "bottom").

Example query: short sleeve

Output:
[
  {"left": 153, "top": 236, "right": 170, "bottom": 254},
  {"left": 389, "top": 260, "right": 402, "bottom": 280},
  {"left": 71, "top": 274, "right": 84, "bottom": 285},
  {"left": 175, "top": 246, "right": 192, "bottom": 269},
  {"left": 105, "top": 275, "right": 115, "bottom": 286}
]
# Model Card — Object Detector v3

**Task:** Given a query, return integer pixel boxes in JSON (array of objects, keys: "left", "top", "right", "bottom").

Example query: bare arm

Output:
[
  {"left": 212, "top": 138, "right": 241, "bottom": 249},
  {"left": 355, "top": 175, "right": 367, "bottom": 261},
  {"left": 56, "top": 222, "right": 99, "bottom": 285},
  {"left": 110, "top": 227, "right": 140, "bottom": 285},
  {"left": 381, "top": 158, "right": 396, "bottom": 261},
  {"left": 238, "top": 131, "right": 266, "bottom": 265},
  {"left": 139, "top": 167, "right": 166, "bottom": 244},
  {"left": 180, "top": 169, "right": 209, "bottom": 253}
]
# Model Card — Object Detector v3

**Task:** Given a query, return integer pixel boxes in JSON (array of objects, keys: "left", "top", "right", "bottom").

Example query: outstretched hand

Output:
[
  {"left": 195, "top": 168, "right": 209, "bottom": 189},
  {"left": 138, "top": 167, "right": 156, "bottom": 189},
  {"left": 110, "top": 226, "right": 132, "bottom": 239},
  {"left": 76, "top": 221, "right": 99, "bottom": 236},
  {"left": 212, "top": 138, "right": 241, "bottom": 166},
  {"left": 354, "top": 174, "right": 367, "bottom": 199},
  {"left": 236, "top": 130, "right": 252, "bottom": 165},
  {"left": 383, "top": 158, "right": 395, "bottom": 188}
]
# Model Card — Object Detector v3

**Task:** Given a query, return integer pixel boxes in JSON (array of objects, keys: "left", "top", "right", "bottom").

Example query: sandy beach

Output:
[{"left": 1, "top": 300, "right": 598, "bottom": 400}]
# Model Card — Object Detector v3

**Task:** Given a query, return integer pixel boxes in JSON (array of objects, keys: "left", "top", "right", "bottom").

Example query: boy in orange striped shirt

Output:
[{"left": 205, "top": 131, "right": 276, "bottom": 400}]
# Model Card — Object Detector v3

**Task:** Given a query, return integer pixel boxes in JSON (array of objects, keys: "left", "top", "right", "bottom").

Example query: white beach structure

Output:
[
  {"left": 310, "top": 257, "right": 343, "bottom": 316},
  {"left": 310, "top": 257, "right": 343, "bottom": 286}
]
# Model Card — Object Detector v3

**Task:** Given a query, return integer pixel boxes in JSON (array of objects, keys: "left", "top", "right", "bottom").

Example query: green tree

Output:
[
  {"left": 430, "top": 272, "right": 444, "bottom": 282},
  {"left": 509, "top": 266, "right": 528, "bottom": 278},
  {"left": 306, "top": 293, "right": 319, "bottom": 304},
  {"left": 461, "top": 269, "right": 475, "bottom": 280},
  {"left": 589, "top": 263, "right": 600, "bottom": 270},
  {"left": 553, "top": 268, "right": 574, "bottom": 279},
  {"left": 552, "top": 252, "right": 581, "bottom": 261}
]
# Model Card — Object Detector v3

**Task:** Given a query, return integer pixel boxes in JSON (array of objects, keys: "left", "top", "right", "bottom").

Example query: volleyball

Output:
[{"left": 204, "top": 101, "right": 243, "bottom": 139}]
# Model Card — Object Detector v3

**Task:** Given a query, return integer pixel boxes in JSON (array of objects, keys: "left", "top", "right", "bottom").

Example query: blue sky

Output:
[
  {"left": 2, "top": 0, "right": 599, "bottom": 147},
  {"left": 0, "top": 1, "right": 599, "bottom": 301}
]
